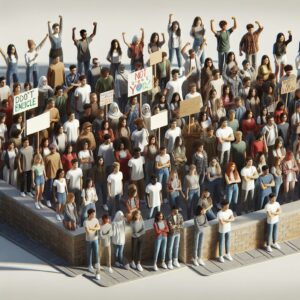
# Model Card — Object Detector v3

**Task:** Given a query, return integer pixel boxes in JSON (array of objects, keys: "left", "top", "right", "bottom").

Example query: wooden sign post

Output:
[
  {"left": 128, "top": 67, "right": 153, "bottom": 117},
  {"left": 149, "top": 51, "right": 163, "bottom": 78},
  {"left": 150, "top": 110, "right": 168, "bottom": 147}
]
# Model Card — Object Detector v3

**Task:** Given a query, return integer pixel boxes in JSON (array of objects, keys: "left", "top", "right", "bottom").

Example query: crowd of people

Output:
[{"left": 0, "top": 14, "right": 298, "bottom": 280}]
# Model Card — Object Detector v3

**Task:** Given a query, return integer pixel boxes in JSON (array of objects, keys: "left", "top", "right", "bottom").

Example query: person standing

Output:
[
  {"left": 265, "top": 193, "right": 281, "bottom": 252},
  {"left": 166, "top": 206, "right": 184, "bottom": 270},
  {"left": 257, "top": 165, "right": 275, "bottom": 210},
  {"left": 210, "top": 17, "right": 237, "bottom": 73},
  {"left": 48, "top": 15, "right": 63, "bottom": 64},
  {"left": 239, "top": 21, "right": 263, "bottom": 69},
  {"left": 84, "top": 208, "right": 101, "bottom": 280},
  {"left": 146, "top": 175, "right": 162, "bottom": 219},
  {"left": 217, "top": 200, "right": 235, "bottom": 263},
  {"left": 72, "top": 22, "right": 97, "bottom": 76}
]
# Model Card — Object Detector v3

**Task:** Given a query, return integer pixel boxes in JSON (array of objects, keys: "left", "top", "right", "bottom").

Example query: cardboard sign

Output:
[
  {"left": 13, "top": 88, "right": 38, "bottom": 115},
  {"left": 100, "top": 90, "right": 114, "bottom": 106},
  {"left": 150, "top": 110, "right": 168, "bottom": 131},
  {"left": 149, "top": 51, "right": 163, "bottom": 66},
  {"left": 128, "top": 67, "right": 153, "bottom": 97},
  {"left": 26, "top": 111, "right": 50, "bottom": 135},
  {"left": 281, "top": 75, "right": 297, "bottom": 94},
  {"left": 179, "top": 96, "right": 201, "bottom": 118}
]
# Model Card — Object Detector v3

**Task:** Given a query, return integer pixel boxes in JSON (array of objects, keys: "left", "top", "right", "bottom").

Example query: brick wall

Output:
[{"left": 1, "top": 180, "right": 300, "bottom": 266}]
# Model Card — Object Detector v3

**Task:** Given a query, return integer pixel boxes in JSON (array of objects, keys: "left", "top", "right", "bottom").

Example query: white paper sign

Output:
[
  {"left": 13, "top": 88, "right": 38, "bottom": 115},
  {"left": 150, "top": 110, "right": 168, "bottom": 131},
  {"left": 128, "top": 67, "right": 153, "bottom": 97},
  {"left": 26, "top": 111, "right": 50, "bottom": 135},
  {"left": 100, "top": 90, "right": 114, "bottom": 106}
]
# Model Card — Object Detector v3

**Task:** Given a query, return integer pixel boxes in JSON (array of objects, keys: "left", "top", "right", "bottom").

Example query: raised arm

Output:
[
  {"left": 0, "top": 48, "right": 8, "bottom": 64},
  {"left": 210, "top": 19, "right": 217, "bottom": 35},
  {"left": 72, "top": 27, "right": 76, "bottom": 44},
  {"left": 47, "top": 21, "right": 52, "bottom": 36},
  {"left": 286, "top": 31, "right": 292, "bottom": 45},
  {"left": 140, "top": 28, "right": 144, "bottom": 43},
  {"left": 231, "top": 16, "right": 237, "bottom": 31},
  {"left": 122, "top": 32, "right": 130, "bottom": 48},
  {"left": 168, "top": 13, "right": 173, "bottom": 27},
  {"left": 255, "top": 21, "right": 264, "bottom": 31},
  {"left": 161, "top": 33, "right": 166, "bottom": 44},
  {"left": 90, "top": 22, "right": 97, "bottom": 38},
  {"left": 59, "top": 15, "right": 63, "bottom": 34},
  {"left": 181, "top": 42, "right": 190, "bottom": 55},
  {"left": 36, "top": 34, "right": 49, "bottom": 51}
]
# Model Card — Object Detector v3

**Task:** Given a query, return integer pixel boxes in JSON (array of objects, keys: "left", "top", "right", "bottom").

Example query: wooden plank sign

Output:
[
  {"left": 179, "top": 96, "right": 201, "bottom": 118},
  {"left": 149, "top": 51, "right": 163, "bottom": 66},
  {"left": 100, "top": 89, "right": 114, "bottom": 106},
  {"left": 128, "top": 67, "right": 153, "bottom": 97},
  {"left": 281, "top": 75, "right": 297, "bottom": 94},
  {"left": 150, "top": 109, "right": 168, "bottom": 131},
  {"left": 26, "top": 111, "right": 50, "bottom": 135},
  {"left": 13, "top": 88, "right": 38, "bottom": 115}
]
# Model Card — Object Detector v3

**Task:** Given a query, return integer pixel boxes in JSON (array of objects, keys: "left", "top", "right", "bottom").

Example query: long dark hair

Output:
[
  {"left": 192, "top": 16, "right": 202, "bottom": 28},
  {"left": 276, "top": 33, "right": 284, "bottom": 43},
  {"left": 109, "top": 39, "right": 122, "bottom": 56},
  {"left": 226, "top": 51, "right": 236, "bottom": 64},
  {"left": 7, "top": 44, "right": 18, "bottom": 60},
  {"left": 154, "top": 211, "right": 164, "bottom": 222},
  {"left": 150, "top": 32, "right": 159, "bottom": 45},
  {"left": 55, "top": 168, "right": 65, "bottom": 180},
  {"left": 171, "top": 21, "right": 181, "bottom": 36},
  {"left": 261, "top": 55, "right": 272, "bottom": 70}
]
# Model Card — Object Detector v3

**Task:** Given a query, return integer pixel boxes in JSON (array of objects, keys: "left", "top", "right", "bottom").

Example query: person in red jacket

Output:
[{"left": 153, "top": 211, "right": 169, "bottom": 271}]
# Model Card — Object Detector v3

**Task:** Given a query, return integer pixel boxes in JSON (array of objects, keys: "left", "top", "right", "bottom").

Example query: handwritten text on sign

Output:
[
  {"left": 100, "top": 90, "right": 114, "bottom": 106},
  {"left": 281, "top": 75, "right": 297, "bottom": 94},
  {"left": 13, "top": 88, "right": 38, "bottom": 115},
  {"left": 128, "top": 67, "right": 153, "bottom": 97}
]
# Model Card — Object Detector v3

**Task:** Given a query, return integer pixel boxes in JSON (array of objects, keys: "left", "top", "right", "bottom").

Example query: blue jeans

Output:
[
  {"left": 86, "top": 239, "right": 99, "bottom": 267},
  {"left": 114, "top": 244, "right": 124, "bottom": 264},
  {"left": 225, "top": 184, "right": 239, "bottom": 206},
  {"left": 43, "top": 178, "right": 54, "bottom": 202},
  {"left": 258, "top": 193, "right": 269, "bottom": 210},
  {"left": 192, "top": 39, "right": 205, "bottom": 65},
  {"left": 207, "top": 178, "right": 223, "bottom": 205},
  {"left": 266, "top": 222, "right": 278, "bottom": 246},
  {"left": 187, "top": 188, "right": 200, "bottom": 219},
  {"left": 95, "top": 181, "right": 107, "bottom": 206},
  {"left": 6, "top": 62, "right": 19, "bottom": 86},
  {"left": 149, "top": 205, "right": 161, "bottom": 219},
  {"left": 26, "top": 64, "right": 38, "bottom": 87},
  {"left": 157, "top": 168, "right": 169, "bottom": 186},
  {"left": 219, "top": 232, "right": 231, "bottom": 257},
  {"left": 167, "top": 233, "right": 180, "bottom": 262},
  {"left": 81, "top": 203, "right": 96, "bottom": 226},
  {"left": 245, "top": 53, "right": 257, "bottom": 69},
  {"left": 153, "top": 235, "right": 167, "bottom": 264},
  {"left": 169, "top": 191, "right": 180, "bottom": 208},
  {"left": 78, "top": 60, "right": 90, "bottom": 76},
  {"left": 218, "top": 52, "right": 228, "bottom": 74},
  {"left": 194, "top": 231, "right": 204, "bottom": 258},
  {"left": 206, "top": 209, "right": 216, "bottom": 221},
  {"left": 169, "top": 47, "right": 182, "bottom": 68},
  {"left": 108, "top": 194, "right": 122, "bottom": 217}
]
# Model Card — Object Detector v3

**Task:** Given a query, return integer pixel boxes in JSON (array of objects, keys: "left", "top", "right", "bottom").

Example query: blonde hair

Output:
[{"left": 33, "top": 153, "right": 43, "bottom": 165}]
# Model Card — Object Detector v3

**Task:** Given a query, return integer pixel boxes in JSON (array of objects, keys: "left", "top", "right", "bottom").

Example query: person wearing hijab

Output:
[
  {"left": 112, "top": 210, "right": 130, "bottom": 269},
  {"left": 141, "top": 103, "right": 151, "bottom": 132},
  {"left": 38, "top": 76, "right": 54, "bottom": 113},
  {"left": 108, "top": 102, "right": 123, "bottom": 131},
  {"left": 114, "top": 64, "right": 129, "bottom": 113}
]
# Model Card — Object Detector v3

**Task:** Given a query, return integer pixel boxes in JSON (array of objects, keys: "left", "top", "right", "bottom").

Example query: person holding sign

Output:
[{"left": 72, "top": 22, "right": 98, "bottom": 76}]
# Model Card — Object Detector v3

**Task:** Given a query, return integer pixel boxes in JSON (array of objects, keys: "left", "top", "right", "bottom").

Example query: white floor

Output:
[{"left": 0, "top": 236, "right": 299, "bottom": 300}]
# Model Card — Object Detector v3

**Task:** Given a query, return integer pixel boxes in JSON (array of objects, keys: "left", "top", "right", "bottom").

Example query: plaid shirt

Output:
[{"left": 239, "top": 28, "right": 263, "bottom": 54}]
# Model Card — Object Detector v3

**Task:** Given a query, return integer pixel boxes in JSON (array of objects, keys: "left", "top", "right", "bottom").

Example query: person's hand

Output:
[
  {"left": 186, "top": 42, "right": 191, "bottom": 46},
  {"left": 48, "top": 21, "right": 51, "bottom": 24},
  {"left": 46, "top": 33, "right": 49, "bottom": 37},
  {"left": 59, "top": 15, "right": 62, "bottom": 19},
  {"left": 210, "top": 19, "right": 214, "bottom": 23},
  {"left": 232, "top": 16, "right": 236, "bottom": 20},
  {"left": 161, "top": 32, "right": 165, "bottom": 36},
  {"left": 255, "top": 21, "right": 260, "bottom": 25},
  {"left": 122, "top": 32, "right": 126, "bottom": 36},
  {"left": 140, "top": 28, "right": 144, "bottom": 31},
  {"left": 93, "top": 22, "right": 97, "bottom": 26},
  {"left": 288, "top": 30, "right": 292, "bottom": 35},
  {"left": 169, "top": 13, "right": 173, "bottom": 18},
  {"left": 72, "top": 27, "right": 76, "bottom": 31}
]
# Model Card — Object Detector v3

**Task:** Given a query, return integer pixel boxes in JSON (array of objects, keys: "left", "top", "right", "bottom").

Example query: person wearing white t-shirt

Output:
[
  {"left": 131, "top": 121, "right": 149, "bottom": 153},
  {"left": 97, "top": 134, "right": 115, "bottom": 174},
  {"left": 164, "top": 119, "right": 181, "bottom": 153},
  {"left": 265, "top": 193, "right": 281, "bottom": 253},
  {"left": 128, "top": 148, "right": 145, "bottom": 201},
  {"left": 210, "top": 69, "right": 224, "bottom": 99},
  {"left": 216, "top": 117, "right": 234, "bottom": 168},
  {"left": 0, "top": 77, "right": 10, "bottom": 101},
  {"left": 146, "top": 175, "right": 162, "bottom": 219},
  {"left": 240, "top": 157, "right": 259, "bottom": 213},
  {"left": 217, "top": 200, "right": 235, "bottom": 263},
  {"left": 74, "top": 75, "right": 91, "bottom": 116},
  {"left": 66, "top": 159, "right": 83, "bottom": 211},
  {"left": 164, "top": 68, "right": 195, "bottom": 103},
  {"left": 53, "top": 168, "right": 68, "bottom": 221},
  {"left": 63, "top": 112, "right": 80, "bottom": 144},
  {"left": 107, "top": 162, "right": 123, "bottom": 217}
]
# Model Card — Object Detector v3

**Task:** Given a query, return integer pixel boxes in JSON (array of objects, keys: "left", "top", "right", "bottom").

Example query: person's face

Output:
[
  {"left": 120, "top": 143, "right": 124, "bottom": 150},
  {"left": 244, "top": 62, "right": 250, "bottom": 70},
  {"left": 104, "top": 122, "right": 109, "bottom": 129},
  {"left": 196, "top": 19, "right": 202, "bottom": 26},
  {"left": 93, "top": 59, "right": 99, "bottom": 66},
  {"left": 151, "top": 178, "right": 157, "bottom": 185},
  {"left": 211, "top": 159, "right": 217, "bottom": 165},
  {"left": 172, "top": 72, "right": 179, "bottom": 80},
  {"left": 81, "top": 31, "right": 87, "bottom": 39},
  {"left": 57, "top": 89, "right": 63, "bottom": 96},
  {"left": 59, "top": 170, "right": 65, "bottom": 178},
  {"left": 268, "top": 118, "right": 274, "bottom": 125},
  {"left": 247, "top": 159, "right": 253, "bottom": 167},
  {"left": 248, "top": 27, "right": 254, "bottom": 34},
  {"left": 0, "top": 80, "right": 5, "bottom": 87},
  {"left": 231, "top": 165, "right": 236, "bottom": 171},
  {"left": 134, "top": 151, "right": 140, "bottom": 158},
  {"left": 90, "top": 94, "right": 97, "bottom": 102},
  {"left": 54, "top": 57, "right": 60, "bottom": 64},
  {"left": 160, "top": 96, "right": 166, "bottom": 103},
  {"left": 73, "top": 162, "right": 78, "bottom": 169},
  {"left": 270, "top": 196, "right": 276, "bottom": 203},
  {"left": 278, "top": 141, "right": 283, "bottom": 148},
  {"left": 248, "top": 111, "right": 253, "bottom": 119},
  {"left": 67, "top": 146, "right": 73, "bottom": 153},
  {"left": 89, "top": 212, "right": 96, "bottom": 219},
  {"left": 223, "top": 204, "right": 229, "bottom": 210},
  {"left": 263, "top": 57, "right": 269, "bottom": 64},
  {"left": 132, "top": 97, "right": 137, "bottom": 105},
  {"left": 172, "top": 209, "right": 179, "bottom": 215},
  {"left": 84, "top": 142, "right": 89, "bottom": 149},
  {"left": 189, "top": 50, "right": 195, "bottom": 59},
  {"left": 178, "top": 138, "right": 182, "bottom": 146},
  {"left": 71, "top": 68, "right": 77, "bottom": 75},
  {"left": 171, "top": 121, "right": 177, "bottom": 129},
  {"left": 203, "top": 191, "right": 209, "bottom": 198},
  {"left": 23, "top": 140, "right": 29, "bottom": 148},
  {"left": 18, "top": 116, "right": 22, "bottom": 123},
  {"left": 279, "top": 35, "right": 284, "bottom": 42},
  {"left": 84, "top": 126, "right": 91, "bottom": 133},
  {"left": 69, "top": 113, "right": 75, "bottom": 121},
  {"left": 98, "top": 158, "right": 104, "bottom": 165},
  {"left": 88, "top": 180, "right": 93, "bottom": 188},
  {"left": 81, "top": 78, "right": 87, "bottom": 86},
  {"left": 122, "top": 119, "right": 127, "bottom": 126},
  {"left": 53, "top": 25, "right": 60, "bottom": 34},
  {"left": 154, "top": 35, "right": 159, "bottom": 43},
  {"left": 222, "top": 120, "right": 228, "bottom": 128},
  {"left": 114, "top": 41, "right": 119, "bottom": 48},
  {"left": 173, "top": 24, "right": 179, "bottom": 31},
  {"left": 263, "top": 168, "right": 269, "bottom": 175},
  {"left": 198, "top": 145, "right": 204, "bottom": 152},
  {"left": 191, "top": 86, "right": 197, "bottom": 93},
  {"left": 158, "top": 213, "right": 163, "bottom": 220},
  {"left": 160, "top": 149, "right": 166, "bottom": 155},
  {"left": 150, "top": 137, "right": 156, "bottom": 144},
  {"left": 11, "top": 46, "right": 16, "bottom": 54},
  {"left": 15, "top": 85, "right": 21, "bottom": 94},
  {"left": 114, "top": 165, "right": 120, "bottom": 173},
  {"left": 8, "top": 143, "right": 14, "bottom": 150}
]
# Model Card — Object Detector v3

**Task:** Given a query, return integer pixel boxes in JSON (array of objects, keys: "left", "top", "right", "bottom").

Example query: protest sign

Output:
[
  {"left": 100, "top": 90, "right": 114, "bottom": 106},
  {"left": 179, "top": 96, "right": 201, "bottom": 118},
  {"left": 150, "top": 51, "right": 163, "bottom": 66},
  {"left": 150, "top": 110, "right": 168, "bottom": 131},
  {"left": 26, "top": 111, "right": 50, "bottom": 135},
  {"left": 128, "top": 67, "right": 153, "bottom": 97},
  {"left": 13, "top": 88, "right": 38, "bottom": 115}
]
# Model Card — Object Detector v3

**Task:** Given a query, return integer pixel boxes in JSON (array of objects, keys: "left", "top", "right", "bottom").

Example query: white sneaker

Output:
[
  {"left": 198, "top": 258, "right": 205, "bottom": 266},
  {"left": 273, "top": 243, "right": 281, "bottom": 250},
  {"left": 95, "top": 273, "right": 100, "bottom": 280},
  {"left": 153, "top": 264, "right": 158, "bottom": 271},
  {"left": 26, "top": 192, "right": 34, "bottom": 197},
  {"left": 173, "top": 259, "right": 181, "bottom": 268},
  {"left": 192, "top": 257, "right": 199, "bottom": 266},
  {"left": 130, "top": 261, "right": 136, "bottom": 269},
  {"left": 56, "top": 214, "right": 62, "bottom": 221},
  {"left": 105, "top": 267, "right": 113, "bottom": 274},
  {"left": 103, "top": 204, "right": 109, "bottom": 211},
  {"left": 38, "top": 202, "right": 44, "bottom": 209},
  {"left": 35, "top": 203, "right": 40, "bottom": 210},
  {"left": 167, "top": 261, "right": 173, "bottom": 270},
  {"left": 20, "top": 192, "right": 26, "bottom": 197},
  {"left": 123, "top": 263, "right": 130, "bottom": 270},
  {"left": 88, "top": 265, "right": 95, "bottom": 273},
  {"left": 219, "top": 256, "right": 225, "bottom": 263},
  {"left": 161, "top": 262, "right": 167, "bottom": 269},
  {"left": 225, "top": 253, "right": 233, "bottom": 261},
  {"left": 95, "top": 263, "right": 101, "bottom": 270},
  {"left": 136, "top": 263, "right": 143, "bottom": 272},
  {"left": 266, "top": 245, "right": 272, "bottom": 252},
  {"left": 46, "top": 201, "right": 52, "bottom": 208}
]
